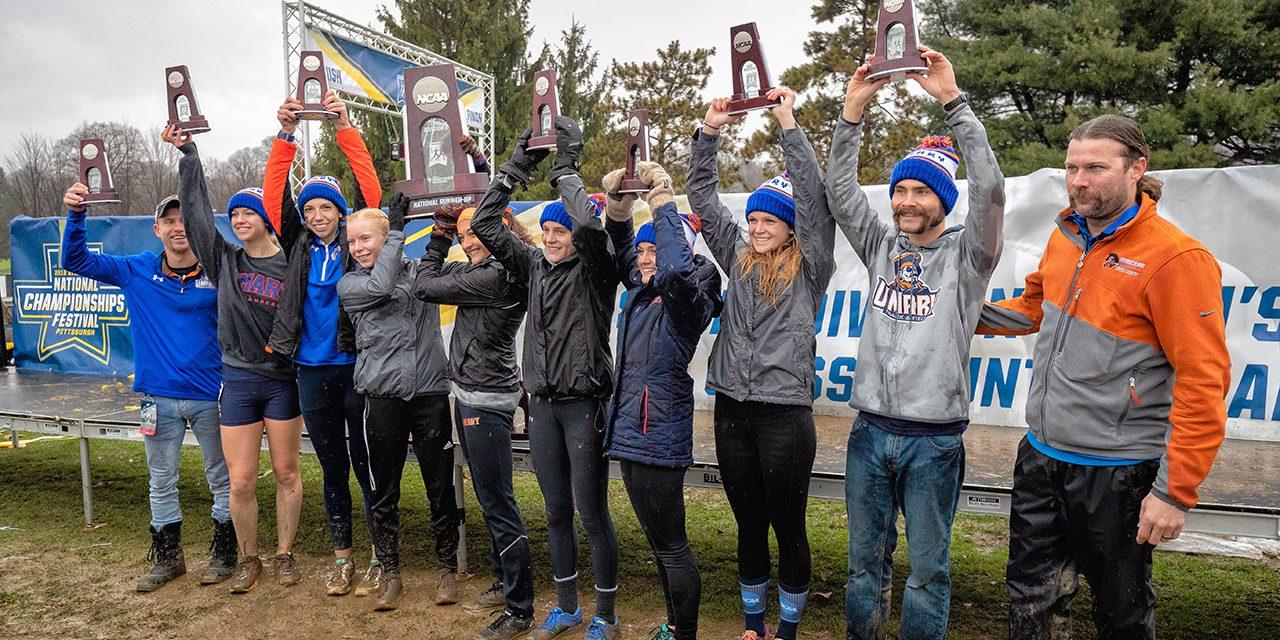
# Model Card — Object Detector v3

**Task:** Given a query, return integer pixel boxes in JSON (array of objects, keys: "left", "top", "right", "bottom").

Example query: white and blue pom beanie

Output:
[
  {"left": 890, "top": 135, "right": 960, "bottom": 215},
  {"left": 745, "top": 172, "right": 795, "bottom": 227}
]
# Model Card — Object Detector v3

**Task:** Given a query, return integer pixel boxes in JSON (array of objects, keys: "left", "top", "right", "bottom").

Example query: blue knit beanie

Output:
[
  {"left": 745, "top": 173, "right": 795, "bottom": 227},
  {"left": 539, "top": 195, "right": 604, "bottom": 232},
  {"left": 539, "top": 201, "right": 573, "bottom": 231},
  {"left": 226, "top": 187, "right": 271, "bottom": 231},
  {"left": 297, "top": 175, "right": 349, "bottom": 217},
  {"left": 889, "top": 136, "right": 960, "bottom": 215},
  {"left": 634, "top": 222, "right": 655, "bottom": 247}
]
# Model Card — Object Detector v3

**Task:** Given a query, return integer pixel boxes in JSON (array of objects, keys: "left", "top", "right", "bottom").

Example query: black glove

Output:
[
  {"left": 433, "top": 203, "right": 462, "bottom": 240},
  {"left": 496, "top": 127, "right": 550, "bottom": 192},
  {"left": 387, "top": 191, "right": 409, "bottom": 232},
  {"left": 547, "top": 116, "right": 583, "bottom": 187}
]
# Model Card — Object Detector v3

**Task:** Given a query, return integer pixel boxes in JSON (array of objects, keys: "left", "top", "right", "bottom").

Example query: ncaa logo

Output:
[{"left": 412, "top": 76, "right": 451, "bottom": 114}]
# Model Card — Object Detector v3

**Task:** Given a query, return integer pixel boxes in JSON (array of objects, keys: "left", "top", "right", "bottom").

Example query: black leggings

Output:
[
  {"left": 621, "top": 460, "right": 700, "bottom": 639},
  {"left": 297, "top": 363, "right": 373, "bottom": 551},
  {"left": 362, "top": 393, "right": 462, "bottom": 573},
  {"left": 713, "top": 395, "right": 816, "bottom": 591},
  {"left": 528, "top": 396, "right": 619, "bottom": 590}
]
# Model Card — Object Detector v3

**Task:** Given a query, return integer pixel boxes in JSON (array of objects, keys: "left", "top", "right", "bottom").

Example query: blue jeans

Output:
[
  {"left": 144, "top": 395, "right": 229, "bottom": 528},
  {"left": 844, "top": 417, "right": 965, "bottom": 640}
]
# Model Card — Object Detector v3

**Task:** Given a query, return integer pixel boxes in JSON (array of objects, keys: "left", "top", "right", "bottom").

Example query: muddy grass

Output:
[{"left": 1, "top": 436, "right": 1278, "bottom": 639}]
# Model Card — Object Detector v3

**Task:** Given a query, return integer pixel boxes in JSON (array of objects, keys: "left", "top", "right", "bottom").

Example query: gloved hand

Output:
[
  {"left": 433, "top": 202, "right": 463, "bottom": 240},
  {"left": 637, "top": 161, "right": 675, "bottom": 210},
  {"left": 496, "top": 127, "right": 549, "bottom": 192},
  {"left": 547, "top": 116, "right": 583, "bottom": 188},
  {"left": 599, "top": 169, "right": 638, "bottom": 222},
  {"left": 387, "top": 191, "right": 409, "bottom": 232},
  {"left": 459, "top": 135, "right": 487, "bottom": 166}
]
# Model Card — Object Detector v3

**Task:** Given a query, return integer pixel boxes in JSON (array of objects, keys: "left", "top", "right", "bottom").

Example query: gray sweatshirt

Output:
[
  {"left": 687, "top": 126, "right": 837, "bottom": 407},
  {"left": 824, "top": 105, "right": 1005, "bottom": 423},
  {"left": 177, "top": 142, "right": 294, "bottom": 381},
  {"left": 337, "top": 231, "right": 449, "bottom": 400}
]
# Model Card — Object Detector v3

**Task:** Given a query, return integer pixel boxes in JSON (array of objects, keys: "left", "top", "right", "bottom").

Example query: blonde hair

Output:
[
  {"left": 736, "top": 236, "right": 804, "bottom": 308},
  {"left": 347, "top": 207, "right": 390, "bottom": 237}
]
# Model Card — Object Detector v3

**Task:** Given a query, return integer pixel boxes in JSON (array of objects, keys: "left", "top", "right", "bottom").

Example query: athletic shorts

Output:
[{"left": 219, "top": 364, "right": 300, "bottom": 426}]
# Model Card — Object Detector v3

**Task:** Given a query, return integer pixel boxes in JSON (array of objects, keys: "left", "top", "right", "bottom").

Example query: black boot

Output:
[
  {"left": 200, "top": 518, "right": 237, "bottom": 585},
  {"left": 136, "top": 522, "right": 186, "bottom": 592}
]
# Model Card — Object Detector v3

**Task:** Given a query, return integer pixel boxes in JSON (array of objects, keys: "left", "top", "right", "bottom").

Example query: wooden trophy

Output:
[
  {"left": 727, "top": 23, "right": 781, "bottom": 115},
  {"left": 618, "top": 109, "right": 651, "bottom": 194},
  {"left": 295, "top": 51, "right": 338, "bottom": 120},
  {"left": 78, "top": 139, "right": 121, "bottom": 205},
  {"left": 527, "top": 69, "right": 560, "bottom": 150},
  {"left": 866, "top": 0, "right": 928, "bottom": 81},
  {"left": 165, "top": 65, "right": 211, "bottom": 134},
  {"left": 394, "top": 64, "right": 490, "bottom": 219}
]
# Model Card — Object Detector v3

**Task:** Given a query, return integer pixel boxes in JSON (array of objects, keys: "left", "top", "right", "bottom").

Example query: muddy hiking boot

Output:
[
  {"left": 435, "top": 569, "right": 459, "bottom": 605},
  {"left": 374, "top": 572, "right": 403, "bottom": 611},
  {"left": 274, "top": 552, "right": 301, "bottom": 586},
  {"left": 475, "top": 609, "right": 534, "bottom": 640},
  {"left": 326, "top": 557, "right": 357, "bottom": 596},
  {"left": 354, "top": 559, "right": 383, "bottom": 597},
  {"left": 229, "top": 556, "right": 262, "bottom": 594},
  {"left": 136, "top": 522, "right": 186, "bottom": 592},
  {"left": 463, "top": 581, "right": 507, "bottom": 614},
  {"left": 200, "top": 518, "right": 237, "bottom": 585}
]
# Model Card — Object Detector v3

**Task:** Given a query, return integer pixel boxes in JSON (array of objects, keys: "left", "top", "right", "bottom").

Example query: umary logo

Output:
[
  {"left": 872, "top": 251, "right": 938, "bottom": 322},
  {"left": 14, "top": 243, "right": 129, "bottom": 365}
]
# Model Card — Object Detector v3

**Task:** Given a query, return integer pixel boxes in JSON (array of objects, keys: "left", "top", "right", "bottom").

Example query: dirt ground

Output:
[{"left": 0, "top": 541, "right": 752, "bottom": 640}]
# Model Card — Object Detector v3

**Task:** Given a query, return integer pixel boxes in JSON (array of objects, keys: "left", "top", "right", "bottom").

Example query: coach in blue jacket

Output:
[
  {"left": 603, "top": 162, "right": 723, "bottom": 640},
  {"left": 60, "top": 185, "right": 234, "bottom": 593}
]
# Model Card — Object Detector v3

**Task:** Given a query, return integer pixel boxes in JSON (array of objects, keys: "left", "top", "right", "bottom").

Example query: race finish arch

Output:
[{"left": 280, "top": 1, "right": 495, "bottom": 194}]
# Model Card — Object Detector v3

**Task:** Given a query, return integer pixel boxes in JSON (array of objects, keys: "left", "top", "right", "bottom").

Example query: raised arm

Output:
[
  {"left": 548, "top": 116, "right": 618, "bottom": 289},
  {"left": 413, "top": 232, "right": 515, "bottom": 307},
  {"left": 168, "top": 127, "right": 227, "bottom": 278},
  {"left": 771, "top": 86, "right": 836, "bottom": 288},
  {"left": 472, "top": 127, "right": 550, "bottom": 283},
  {"left": 337, "top": 230, "right": 404, "bottom": 313},
  {"left": 652, "top": 202, "right": 718, "bottom": 336},
  {"left": 826, "top": 65, "right": 894, "bottom": 264},
  {"left": 600, "top": 168, "right": 639, "bottom": 281},
  {"left": 333, "top": 101, "right": 383, "bottom": 211},
  {"left": 59, "top": 184, "right": 131, "bottom": 287},
  {"left": 264, "top": 97, "right": 305, "bottom": 251},
  {"left": 688, "top": 99, "right": 746, "bottom": 271}
]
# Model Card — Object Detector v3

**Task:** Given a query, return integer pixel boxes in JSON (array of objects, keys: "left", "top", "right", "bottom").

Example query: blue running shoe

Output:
[
  {"left": 582, "top": 616, "right": 620, "bottom": 640},
  {"left": 527, "top": 607, "right": 583, "bottom": 640}
]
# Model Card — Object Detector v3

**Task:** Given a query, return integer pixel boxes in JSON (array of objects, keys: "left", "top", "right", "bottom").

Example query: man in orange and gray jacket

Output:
[{"left": 977, "top": 114, "right": 1230, "bottom": 640}]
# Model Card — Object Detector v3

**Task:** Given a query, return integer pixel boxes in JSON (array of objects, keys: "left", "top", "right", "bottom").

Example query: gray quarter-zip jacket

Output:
[
  {"left": 338, "top": 230, "right": 449, "bottom": 400},
  {"left": 687, "top": 126, "right": 837, "bottom": 407},
  {"left": 825, "top": 105, "right": 1005, "bottom": 423}
]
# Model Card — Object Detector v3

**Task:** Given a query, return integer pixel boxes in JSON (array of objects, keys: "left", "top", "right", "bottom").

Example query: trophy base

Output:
[
  {"left": 527, "top": 134, "right": 557, "bottom": 151},
  {"left": 866, "top": 59, "right": 928, "bottom": 82},
  {"left": 618, "top": 176, "right": 648, "bottom": 194},
  {"left": 169, "top": 118, "right": 212, "bottom": 135},
  {"left": 81, "top": 193, "right": 122, "bottom": 205},
  {"left": 296, "top": 109, "right": 339, "bottom": 121},
  {"left": 727, "top": 94, "right": 782, "bottom": 115},
  {"left": 396, "top": 173, "right": 491, "bottom": 220}
]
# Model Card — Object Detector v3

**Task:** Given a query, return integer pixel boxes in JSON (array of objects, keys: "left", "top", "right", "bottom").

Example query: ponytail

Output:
[
  {"left": 1136, "top": 175, "right": 1163, "bottom": 203},
  {"left": 1069, "top": 115, "right": 1161, "bottom": 203}
]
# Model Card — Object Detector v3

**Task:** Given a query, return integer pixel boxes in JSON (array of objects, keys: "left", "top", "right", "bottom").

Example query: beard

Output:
[
  {"left": 893, "top": 204, "right": 944, "bottom": 234},
  {"left": 1069, "top": 182, "right": 1132, "bottom": 222}
]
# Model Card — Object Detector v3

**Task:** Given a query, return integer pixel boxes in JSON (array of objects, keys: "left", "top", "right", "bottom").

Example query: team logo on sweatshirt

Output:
[{"left": 872, "top": 251, "right": 938, "bottom": 322}]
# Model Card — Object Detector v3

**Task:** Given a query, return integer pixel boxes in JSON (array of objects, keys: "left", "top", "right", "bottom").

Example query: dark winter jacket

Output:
[{"left": 605, "top": 202, "right": 723, "bottom": 467}]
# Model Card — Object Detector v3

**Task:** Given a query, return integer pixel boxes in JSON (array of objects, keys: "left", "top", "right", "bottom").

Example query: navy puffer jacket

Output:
[{"left": 605, "top": 202, "right": 723, "bottom": 467}]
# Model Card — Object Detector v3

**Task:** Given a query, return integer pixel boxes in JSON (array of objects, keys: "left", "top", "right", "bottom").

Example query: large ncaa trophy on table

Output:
[
  {"left": 866, "top": 0, "right": 928, "bottom": 81},
  {"left": 527, "top": 69, "right": 560, "bottom": 150},
  {"left": 294, "top": 51, "right": 338, "bottom": 120},
  {"left": 165, "top": 65, "right": 211, "bottom": 134},
  {"left": 726, "top": 23, "right": 781, "bottom": 115},
  {"left": 618, "top": 109, "right": 651, "bottom": 194},
  {"left": 78, "top": 139, "right": 121, "bottom": 204},
  {"left": 394, "top": 64, "right": 490, "bottom": 219}
]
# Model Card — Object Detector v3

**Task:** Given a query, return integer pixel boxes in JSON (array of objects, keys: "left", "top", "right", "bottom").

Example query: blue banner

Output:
[{"left": 8, "top": 205, "right": 540, "bottom": 377}]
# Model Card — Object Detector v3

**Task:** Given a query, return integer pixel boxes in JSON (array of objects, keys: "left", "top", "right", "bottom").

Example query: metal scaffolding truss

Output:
[{"left": 281, "top": 0, "right": 496, "bottom": 195}]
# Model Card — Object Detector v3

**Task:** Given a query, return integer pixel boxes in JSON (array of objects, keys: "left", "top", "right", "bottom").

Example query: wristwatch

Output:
[
  {"left": 942, "top": 94, "right": 969, "bottom": 114},
  {"left": 277, "top": 131, "right": 296, "bottom": 143}
]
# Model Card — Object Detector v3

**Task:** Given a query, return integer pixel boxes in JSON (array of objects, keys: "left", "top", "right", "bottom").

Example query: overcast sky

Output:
[{"left": 0, "top": 0, "right": 821, "bottom": 161}]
